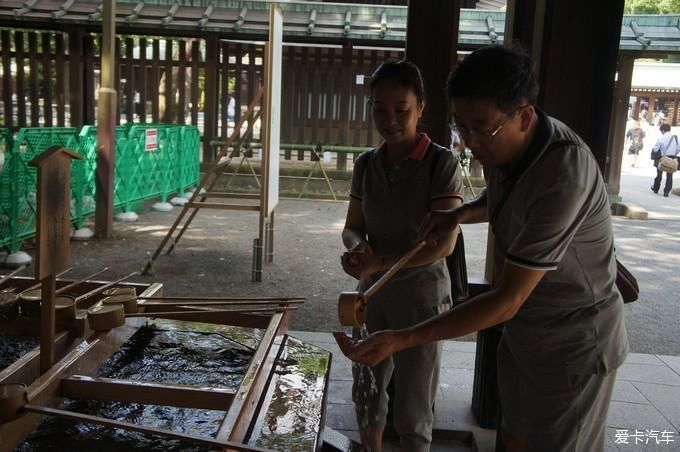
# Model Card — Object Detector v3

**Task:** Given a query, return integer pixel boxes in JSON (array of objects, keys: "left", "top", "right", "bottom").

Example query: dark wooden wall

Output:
[{"left": 0, "top": 27, "right": 406, "bottom": 163}]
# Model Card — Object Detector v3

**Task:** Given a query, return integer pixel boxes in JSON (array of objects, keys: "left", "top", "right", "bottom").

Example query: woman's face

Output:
[{"left": 371, "top": 80, "right": 424, "bottom": 147}]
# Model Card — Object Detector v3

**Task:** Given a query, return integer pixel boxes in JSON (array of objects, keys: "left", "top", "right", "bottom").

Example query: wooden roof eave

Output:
[{"left": 0, "top": 3, "right": 678, "bottom": 54}]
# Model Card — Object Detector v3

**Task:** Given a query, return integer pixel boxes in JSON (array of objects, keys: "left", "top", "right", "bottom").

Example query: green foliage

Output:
[
  {"left": 625, "top": 0, "right": 680, "bottom": 13},
  {"left": 659, "top": 0, "right": 680, "bottom": 13},
  {"left": 625, "top": 0, "right": 660, "bottom": 14}
]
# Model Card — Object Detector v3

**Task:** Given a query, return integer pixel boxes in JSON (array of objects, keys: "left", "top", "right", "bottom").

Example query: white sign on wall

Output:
[{"left": 145, "top": 128, "right": 158, "bottom": 152}]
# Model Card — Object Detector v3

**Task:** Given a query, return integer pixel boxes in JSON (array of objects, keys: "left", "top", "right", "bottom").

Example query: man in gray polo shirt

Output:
[{"left": 334, "top": 45, "right": 629, "bottom": 452}]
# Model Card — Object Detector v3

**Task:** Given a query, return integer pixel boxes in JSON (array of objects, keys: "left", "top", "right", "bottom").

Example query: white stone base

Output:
[
  {"left": 170, "top": 196, "right": 188, "bottom": 206},
  {"left": 179, "top": 191, "right": 192, "bottom": 199},
  {"left": 72, "top": 227, "right": 94, "bottom": 241},
  {"left": 115, "top": 211, "right": 139, "bottom": 222},
  {"left": 3, "top": 251, "right": 32, "bottom": 267},
  {"left": 152, "top": 202, "right": 174, "bottom": 212}
]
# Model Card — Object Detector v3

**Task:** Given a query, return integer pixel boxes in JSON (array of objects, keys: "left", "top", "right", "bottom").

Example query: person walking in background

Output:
[
  {"left": 340, "top": 60, "right": 464, "bottom": 451},
  {"left": 651, "top": 123, "right": 679, "bottom": 197},
  {"left": 625, "top": 119, "right": 645, "bottom": 167}
]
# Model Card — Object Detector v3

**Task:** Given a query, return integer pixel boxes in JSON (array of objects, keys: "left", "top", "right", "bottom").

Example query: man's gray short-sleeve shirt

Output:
[{"left": 486, "top": 113, "right": 629, "bottom": 374}]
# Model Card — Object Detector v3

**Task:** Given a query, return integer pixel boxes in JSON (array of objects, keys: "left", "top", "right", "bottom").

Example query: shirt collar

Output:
[
  {"left": 500, "top": 107, "right": 551, "bottom": 179},
  {"left": 375, "top": 133, "right": 432, "bottom": 161}
]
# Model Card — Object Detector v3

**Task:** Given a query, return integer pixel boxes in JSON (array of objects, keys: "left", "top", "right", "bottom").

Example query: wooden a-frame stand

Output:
[
  {"left": 143, "top": 6, "right": 283, "bottom": 282},
  {"left": 141, "top": 86, "right": 274, "bottom": 282}
]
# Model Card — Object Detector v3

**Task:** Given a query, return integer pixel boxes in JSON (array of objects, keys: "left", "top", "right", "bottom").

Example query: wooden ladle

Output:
[
  {"left": 0, "top": 384, "right": 265, "bottom": 451},
  {"left": 338, "top": 241, "right": 427, "bottom": 327}
]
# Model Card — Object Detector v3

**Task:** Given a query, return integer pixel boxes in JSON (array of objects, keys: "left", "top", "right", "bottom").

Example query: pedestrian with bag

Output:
[{"left": 650, "top": 123, "right": 680, "bottom": 197}]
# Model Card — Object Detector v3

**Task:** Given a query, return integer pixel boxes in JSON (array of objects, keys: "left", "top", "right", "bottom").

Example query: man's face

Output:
[{"left": 449, "top": 98, "right": 531, "bottom": 167}]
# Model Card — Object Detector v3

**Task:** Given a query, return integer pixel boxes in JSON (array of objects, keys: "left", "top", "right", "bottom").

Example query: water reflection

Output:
[
  {"left": 18, "top": 324, "right": 255, "bottom": 451},
  {"left": 253, "top": 337, "right": 331, "bottom": 451},
  {"left": 0, "top": 335, "right": 39, "bottom": 370}
]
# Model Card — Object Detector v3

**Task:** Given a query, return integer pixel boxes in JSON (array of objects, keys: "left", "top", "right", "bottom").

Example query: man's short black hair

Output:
[
  {"left": 660, "top": 123, "right": 671, "bottom": 133},
  {"left": 447, "top": 45, "right": 538, "bottom": 113}
]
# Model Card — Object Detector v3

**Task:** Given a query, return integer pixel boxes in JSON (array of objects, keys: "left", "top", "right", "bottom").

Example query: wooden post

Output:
[
  {"left": 337, "top": 43, "right": 352, "bottom": 171},
  {"left": 406, "top": 0, "right": 461, "bottom": 148},
  {"left": 95, "top": 0, "right": 117, "bottom": 239},
  {"left": 648, "top": 95, "right": 657, "bottom": 123},
  {"left": 29, "top": 147, "right": 82, "bottom": 373},
  {"left": 605, "top": 53, "right": 635, "bottom": 196},
  {"left": 204, "top": 35, "right": 219, "bottom": 162},
  {"left": 506, "top": 0, "right": 625, "bottom": 172}
]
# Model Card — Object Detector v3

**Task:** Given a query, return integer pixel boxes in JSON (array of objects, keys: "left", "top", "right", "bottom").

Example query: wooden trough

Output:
[{"left": 0, "top": 275, "right": 330, "bottom": 452}]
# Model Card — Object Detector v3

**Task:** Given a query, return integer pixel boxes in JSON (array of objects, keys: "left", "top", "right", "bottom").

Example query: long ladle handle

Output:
[
  {"left": 23, "top": 404, "right": 266, "bottom": 451},
  {"left": 364, "top": 241, "right": 427, "bottom": 300},
  {"left": 56, "top": 267, "right": 110, "bottom": 295},
  {"left": 74, "top": 271, "right": 139, "bottom": 303},
  {"left": 0, "top": 263, "right": 28, "bottom": 287},
  {"left": 22, "top": 267, "right": 72, "bottom": 293}
]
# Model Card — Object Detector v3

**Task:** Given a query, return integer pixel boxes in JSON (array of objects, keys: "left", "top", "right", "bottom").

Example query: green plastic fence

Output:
[
  {"left": 0, "top": 128, "right": 79, "bottom": 253},
  {"left": 179, "top": 126, "right": 200, "bottom": 194},
  {"left": 0, "top": 125, "right": 201, "bottom": 255},
  {"left": 0, "top": 128, "right": 14, "bottom": 252}
]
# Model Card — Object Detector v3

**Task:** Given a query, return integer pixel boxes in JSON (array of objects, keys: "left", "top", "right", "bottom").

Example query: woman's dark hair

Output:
[
  {"left": 447, "top": 45, "right": 538, "bottom": 113},
  {"left": 660, "top": 123, "right": 671, "bottom": 133},
  {"left": 369, "top": 60, "right": 425, "bottom": 103}
]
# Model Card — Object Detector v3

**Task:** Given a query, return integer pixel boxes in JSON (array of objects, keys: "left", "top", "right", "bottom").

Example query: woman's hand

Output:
[{"left": 341, "top": 250, "right": 382, "bottom": 280}]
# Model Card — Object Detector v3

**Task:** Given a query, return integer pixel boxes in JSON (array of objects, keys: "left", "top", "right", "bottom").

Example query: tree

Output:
[
  {"left": 659, "top": 0, "right": 680, "bottom": 13},
  {"left": 625, "top": 0, "right": 680, "bottom": 13},
  {"left": 624, "top": 0, "right": 659, "bottom": 14}
]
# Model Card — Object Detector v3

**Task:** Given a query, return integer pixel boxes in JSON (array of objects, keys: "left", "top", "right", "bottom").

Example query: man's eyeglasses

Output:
[{"left": 450, "top": 104, "right": 530, "bottom": 143}]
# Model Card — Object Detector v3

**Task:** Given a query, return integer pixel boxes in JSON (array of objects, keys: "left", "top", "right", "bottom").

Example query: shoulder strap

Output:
[{"left": 662, "top": 135, "right": 677, "bottom": 153}]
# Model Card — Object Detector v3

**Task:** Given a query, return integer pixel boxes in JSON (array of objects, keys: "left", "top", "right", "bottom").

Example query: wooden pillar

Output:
[
  {"left": 406, "top": 0, "right": 461, "bottom": 148},
  {"left": 337, "top": 43, "right": 352, "bottom": 171},
  {"left": 633, "top": 96, "right": 641, "bottom": 120},
  {"left": 605, "top": 53, "right": 635, "bottom": 197},
  {"left": 505, "top": 0, "right": 625, "bottom": 173},
  {"left": 648, "top": 95, "right": 657, "bottom": 123},
  {"left": 203, "top": 35, "right": 219, "bottom": 162},
  {"left": 673, "top": 97, "right": 679, "bottom": 126},
  {"left": 95, "top": 0, "right": 117, "bottom": 239},
  {"left": 67, "top": 27, "right": 85, "bottom": 127}
]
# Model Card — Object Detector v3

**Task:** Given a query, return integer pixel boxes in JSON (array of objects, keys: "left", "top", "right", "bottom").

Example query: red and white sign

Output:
[{"left": 145, "top": 128, "right": 158, "bottom": 151}]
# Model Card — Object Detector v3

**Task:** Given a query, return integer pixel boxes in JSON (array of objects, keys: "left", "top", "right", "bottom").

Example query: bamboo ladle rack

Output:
[{"left": 87, "top": 303, "right": 297, "bottom": 332}]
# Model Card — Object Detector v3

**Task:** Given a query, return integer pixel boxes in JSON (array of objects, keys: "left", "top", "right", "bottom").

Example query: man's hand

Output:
[
  {"left": 417, "top": 209, "right": 460, "bottom": 245},
  {"left": 340, "top": 250, "right": 382, "bottom": 280},
  {"left": 333, "top": 331, "right": 402, "bottom": 367}
]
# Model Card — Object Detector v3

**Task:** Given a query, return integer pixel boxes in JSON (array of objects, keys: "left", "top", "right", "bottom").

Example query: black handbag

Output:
[
  {"left": 446, "top": 227, "right": 469, "bottom": 304},
  {"left": 616, "top": 258, "right": 639, "bottom": 304}
]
